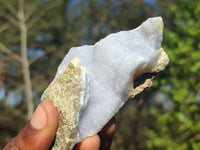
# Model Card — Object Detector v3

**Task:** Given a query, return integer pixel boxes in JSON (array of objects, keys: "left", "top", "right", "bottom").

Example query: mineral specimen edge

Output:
[{"left": 41, "top": 16, "right": 169, "bottom": 150}]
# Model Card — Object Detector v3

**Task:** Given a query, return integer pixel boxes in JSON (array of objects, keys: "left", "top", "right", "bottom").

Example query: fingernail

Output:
[{"left": 30, "top": 104, "right": 47, "bottom": 130}]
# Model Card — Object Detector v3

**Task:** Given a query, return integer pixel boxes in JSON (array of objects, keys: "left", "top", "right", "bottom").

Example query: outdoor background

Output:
[{"left": 0, "top": 0, "right": 200, "bottom": 149}]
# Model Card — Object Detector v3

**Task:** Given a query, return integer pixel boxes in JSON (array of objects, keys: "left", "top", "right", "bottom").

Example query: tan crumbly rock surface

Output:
[{"left": 41, "top": 58, "right": 84, "bottom": 150}]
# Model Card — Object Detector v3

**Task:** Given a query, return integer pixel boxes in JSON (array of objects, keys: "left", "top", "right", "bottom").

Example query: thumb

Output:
[{"left": 4, "top": 100, "right": 59, "bottom": 150}]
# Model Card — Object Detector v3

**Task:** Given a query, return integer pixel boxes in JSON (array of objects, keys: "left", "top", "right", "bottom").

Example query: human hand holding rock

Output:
[{"left": 4, "top": 100, "right": 115, "bottom": 150}]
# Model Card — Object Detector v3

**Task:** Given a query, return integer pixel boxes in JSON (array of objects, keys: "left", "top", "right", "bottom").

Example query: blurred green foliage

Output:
[
  {"left": 146, "top": 0, "right": 200, "bottom": 149},
  {"left": 0, "top": 0, "right": 200, "bottom": 149}
]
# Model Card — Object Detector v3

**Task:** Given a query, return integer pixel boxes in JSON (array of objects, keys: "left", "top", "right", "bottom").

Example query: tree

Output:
[
  {"left": 1, "top": 0, "right": 178, "bottom": 149},
  {"left": 0, "top": 0, "right": 160, "bottom": 120},
  {"left": 0, "top": 0, "right": 61, "bottom": 119},
  {"left": 146, "top": 0, "right": 200, "bottom": 149}
]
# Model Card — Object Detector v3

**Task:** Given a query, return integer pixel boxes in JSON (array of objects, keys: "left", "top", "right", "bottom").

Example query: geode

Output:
[{"left": 41, "top": 17, "right": 169, "bottom": 150}]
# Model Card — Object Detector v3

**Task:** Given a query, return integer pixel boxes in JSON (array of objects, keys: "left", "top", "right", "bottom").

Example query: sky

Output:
[
  {"left": 0, "top": 88, "right": 5, "bottom": 99},
  {"left": 1, "top": 0, "right": 158, "bottom": 106},
  {"left": 144, "top": 0, "right": 157, "bottom": 6}
]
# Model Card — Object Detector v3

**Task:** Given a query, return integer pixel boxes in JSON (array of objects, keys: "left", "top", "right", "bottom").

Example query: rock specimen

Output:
[{"left": 41, "top": 17, "right": 169, "bottom": 150}]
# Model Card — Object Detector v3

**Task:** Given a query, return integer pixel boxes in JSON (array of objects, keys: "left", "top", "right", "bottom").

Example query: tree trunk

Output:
[{"left": 18, "top": 0, "right": 34, "bottom": 119}]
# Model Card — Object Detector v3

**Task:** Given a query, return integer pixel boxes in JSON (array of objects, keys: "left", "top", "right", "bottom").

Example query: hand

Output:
[
  {"left": 4, "top": 100, "right": 115, "bottom": 150},
  {"left": 75, "top": 118, "right": 115, "bottom": 150}
]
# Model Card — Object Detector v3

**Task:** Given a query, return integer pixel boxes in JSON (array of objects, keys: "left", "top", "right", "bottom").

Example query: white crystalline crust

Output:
[{"left": 54, "top": 17, "right": 169, "bottom": 143}]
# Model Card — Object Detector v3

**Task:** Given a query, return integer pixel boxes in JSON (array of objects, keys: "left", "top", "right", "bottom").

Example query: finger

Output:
[
  {"left": 4, "top": 100, "right": 59, "bottom": 150},
  {"left": 74, "top": 134, "right": 100, "bottom": 150},
  {"left": 98, "top": 118, "right": 116, "bottom": 150}
]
